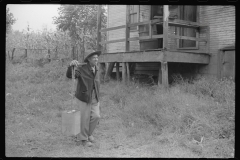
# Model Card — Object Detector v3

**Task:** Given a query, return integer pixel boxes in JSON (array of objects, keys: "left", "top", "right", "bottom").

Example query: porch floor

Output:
[{"left": 99, "top": 49, "right": 210, "bottom": 64}]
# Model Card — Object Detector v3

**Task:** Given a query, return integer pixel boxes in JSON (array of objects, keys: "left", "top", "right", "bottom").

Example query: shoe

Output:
[
  {"left": 82, "top": 140, "right": 93, "bottom": 147},
  {"left": 88, "top": 135, "right": 95, "bottom": 143}
]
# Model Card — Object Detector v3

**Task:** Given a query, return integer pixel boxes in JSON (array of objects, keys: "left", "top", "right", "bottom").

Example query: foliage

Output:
[
  {"left": 6, "top": 28, "right": 73, "bottom": 61},
  {"left": 107, "top": 78, "right": 234, "bottom": 157},
  {"left": 6, "top": 8, "right": 16, "bottom": 34},
  {"left": 5, "top": 59, "right": 235, "bottom": 157},
  {"left": 172, "top": 75, "right": 235, "bottom": 105},
  {"left": 53, "top": 5, "right": 107, "bottom": 58}
]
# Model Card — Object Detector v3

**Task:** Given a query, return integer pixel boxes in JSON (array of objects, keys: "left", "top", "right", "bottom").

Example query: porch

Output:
[{"left": 96, "top": 5, "right": 211, "bottom": 87}]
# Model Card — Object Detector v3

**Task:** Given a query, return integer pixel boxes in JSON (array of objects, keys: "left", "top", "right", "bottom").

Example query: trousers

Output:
[{"left": 76, "top": 97, "right": 100, "bottom": 141}]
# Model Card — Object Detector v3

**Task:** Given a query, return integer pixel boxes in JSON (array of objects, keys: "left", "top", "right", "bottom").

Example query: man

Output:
[{"left": 66, "top": 51, "right": 101, "bottom": 147}]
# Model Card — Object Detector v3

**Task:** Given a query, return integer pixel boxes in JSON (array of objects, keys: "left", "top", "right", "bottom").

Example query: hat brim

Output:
[{"left": 84, "top": 51, "right": 101, "bottom": 62}]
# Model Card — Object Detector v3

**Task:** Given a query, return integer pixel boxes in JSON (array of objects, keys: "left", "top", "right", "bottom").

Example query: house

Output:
[{"left": 96, "top": 5, "right": 235, "bottom": 86}]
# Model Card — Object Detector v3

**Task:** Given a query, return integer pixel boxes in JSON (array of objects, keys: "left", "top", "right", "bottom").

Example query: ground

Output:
[{"left": 5, "top": 60, "right": 234, "bottom": 158}]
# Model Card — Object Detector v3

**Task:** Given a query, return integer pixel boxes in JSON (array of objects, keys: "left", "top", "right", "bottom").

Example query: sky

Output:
[{"left": 7, "top": 4, "right": 60, "bottom": 32}]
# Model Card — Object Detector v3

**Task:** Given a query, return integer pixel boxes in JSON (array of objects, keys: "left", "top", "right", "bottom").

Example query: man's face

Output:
[{"left": 88, "top": 55, "right": 98, "bottom": 67}]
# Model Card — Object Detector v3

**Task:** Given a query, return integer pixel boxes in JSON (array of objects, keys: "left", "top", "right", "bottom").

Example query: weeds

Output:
[
  {"left": 6, "top": 59, "right": 235, "bottom": 158},
  {"left": 106, "top": 75, "right": 235, "bottom": 158}
]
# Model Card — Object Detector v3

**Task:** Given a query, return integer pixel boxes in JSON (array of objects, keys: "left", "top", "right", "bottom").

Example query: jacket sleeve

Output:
[{"left": 66, "top": 65, "right": 81, "bottom": 79}]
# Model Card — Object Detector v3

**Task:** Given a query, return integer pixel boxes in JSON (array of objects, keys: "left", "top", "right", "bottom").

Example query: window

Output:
[
  {"left": 179, "top": 5, "right": 198, "bottom": 49},
  {"left": 129, "top": 5, "right": 139, "bottom": 31}
]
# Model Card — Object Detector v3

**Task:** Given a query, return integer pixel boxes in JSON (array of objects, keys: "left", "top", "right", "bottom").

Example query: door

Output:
[
  {"left": 222, "top": 50, "right": 235, "bottom": 80},
  {"left": 179, "top": 5, "right": 197, "bottom": 48}
]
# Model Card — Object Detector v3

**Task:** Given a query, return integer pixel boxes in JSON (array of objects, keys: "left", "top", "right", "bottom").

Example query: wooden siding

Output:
[
  {"left": 107, "top": 5, "right": 126, "bottom": 53},
  {"left": 199, "top": 6, "right": 235, "bottom": 54},
  {"left": 168, "top": 6, "right": 179, "bottom": 50},
  {"left": 106, "top": 5, "right": 235, "bottom": 78},
  {"left": 107, "top": 5, "right": 235, "bottom": 54},
  {"left": 107, "top": 5, "right": 140, "bottom": 53},
  {"left": 139, "top": 5, "right": 151, "bottom": 22},
  {"left": 198, "top": 5, "right": 235, "bottom": 76},
  {"left": 108, "top": 5, "right": 184, "bottom": 53}
]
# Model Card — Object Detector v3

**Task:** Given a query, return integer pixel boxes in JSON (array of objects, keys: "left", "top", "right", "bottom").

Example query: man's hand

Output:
[{"left": 69, "top": 60, "right": 86, "bottom": 67}]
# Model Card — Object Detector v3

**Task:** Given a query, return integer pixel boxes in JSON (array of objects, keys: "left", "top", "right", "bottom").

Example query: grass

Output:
[
  {"left": 107, "top": 76, "right": 235, "bottom": 157},
  {"left": 5, "top": 58, "right": 235, "bottom": 158}
]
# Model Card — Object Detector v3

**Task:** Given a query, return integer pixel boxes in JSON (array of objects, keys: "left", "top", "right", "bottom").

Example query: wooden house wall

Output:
[
  {"left": 107, "top": 5, "right": 139, "bottom": 53},
  {"left": 107, "top": 5, "right": 182, "bottom": 53},
  {"left": 198, "top": 5, "right": 235, "bottom": 77},
  {"left": 139, "top": 5, "right": 178, "bottom": 50},
  {"left": 107, "top": 5, "right": 235, "bottom": 78},
  {"left": 107, "top": 5, "right": 125, "bottom": 53}
]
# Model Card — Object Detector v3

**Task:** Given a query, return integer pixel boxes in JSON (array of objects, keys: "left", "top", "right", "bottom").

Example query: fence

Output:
[{"left": 6, "top": 46, "right": 81, "bottom": 63}]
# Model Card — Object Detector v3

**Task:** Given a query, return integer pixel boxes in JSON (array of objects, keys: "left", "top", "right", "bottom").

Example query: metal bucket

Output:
[{"left": 62, "top": 110, "right": 81, "bottom": 136}]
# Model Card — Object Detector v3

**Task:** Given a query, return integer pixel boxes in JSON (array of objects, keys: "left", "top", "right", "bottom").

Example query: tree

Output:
[
  {"left": 53, "top": 5, "right": 107, "bottom": 61},
  {"left": 6, "top": 8, "right": 16, "bottom": 34}
]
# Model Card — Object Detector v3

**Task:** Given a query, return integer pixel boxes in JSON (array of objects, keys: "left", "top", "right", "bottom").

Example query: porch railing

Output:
[{"left": 99, "top": 5, "right": 210, "bottom": 54}]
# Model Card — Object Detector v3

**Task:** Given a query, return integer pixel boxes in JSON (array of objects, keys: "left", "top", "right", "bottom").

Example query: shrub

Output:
[{"left": 173, "top": 76, "right": 235, "bottom": 104}]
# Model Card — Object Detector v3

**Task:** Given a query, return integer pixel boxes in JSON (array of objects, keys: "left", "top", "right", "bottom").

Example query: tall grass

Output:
[
  {"left": 5, "top": 59, "right": 235, "bottom": 157},
  {"left": 6, "top": 59, "right": 74, "bottom": 156},
  {"left": 107, "top": 76, "right": 235, "bottom": 157}
]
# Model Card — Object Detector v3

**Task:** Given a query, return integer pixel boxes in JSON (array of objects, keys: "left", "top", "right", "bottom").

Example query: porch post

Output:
[
  {"left": 116, "top": 62, "right": 120, "bottom": 81},
  {"left": 162, "top": 5, "right": 169, "bottom": 88},
  {"left": 123, "top": 5, "right": 130, "bottom": 83},
  {"left": 104, "top": 62, "right": 115, "bottom": 81},
  {"left": 122, "top": 62, "right": 126, "bottom": 84},
  {"left": 97, "top": 5, "right": 105, "bottom": 82},
  {"left": 158, "top": 63, "right": 162, "bottom": 86},
  {"left": 163, "top": 5, "right": 169, "bottom": 50},
  {"left": 126, "top": 62, "right": 130, "bottom": 82},
  {"left": 161, "top": 61, "right": 169, "bottom": 88}
]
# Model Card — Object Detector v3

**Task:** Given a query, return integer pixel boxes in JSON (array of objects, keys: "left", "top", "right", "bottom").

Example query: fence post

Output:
[
  {"left": 25, "top": 49, "right": 27, "bottom": 58},
  {"left": 12, "top": 48, "right": 15, "bottom": 60},
  {"left": 8, "top": 51, "right": 10, "bottom": 60},
  {"left": 48, "top": 49, "right": 51, "bottom": 62}
]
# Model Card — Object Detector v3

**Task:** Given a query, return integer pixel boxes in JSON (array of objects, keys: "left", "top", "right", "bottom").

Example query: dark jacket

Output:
[{"left": 66, "top": 63, "right": 100, "bottom": 104}]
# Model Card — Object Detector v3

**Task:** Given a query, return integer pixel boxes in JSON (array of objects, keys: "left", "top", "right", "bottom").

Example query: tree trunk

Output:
[{"left": 12, "top": 48, "right": 15, "bottom": 60}]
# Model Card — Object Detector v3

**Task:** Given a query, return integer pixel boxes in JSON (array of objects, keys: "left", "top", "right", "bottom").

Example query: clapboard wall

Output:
[
  {"left": 107, "top": 5, "right": 235, "bottom": 77},
  {"left": 107, "top": 5, "right": 182, "bottom": 53},
  {"left": 198, "top": 5, "right": 235, "bottom": 77},
  {"left": 107, "top": 5, "right": 139, "bottom": 53}
]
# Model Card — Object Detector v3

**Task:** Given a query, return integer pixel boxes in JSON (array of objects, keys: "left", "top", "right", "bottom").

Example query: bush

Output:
[
  {"left": 173, "top": 76, "right": 235, "bottom": 104},
  {"left": 107, "top": 77, "right": 234, "bottom": 144}
]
